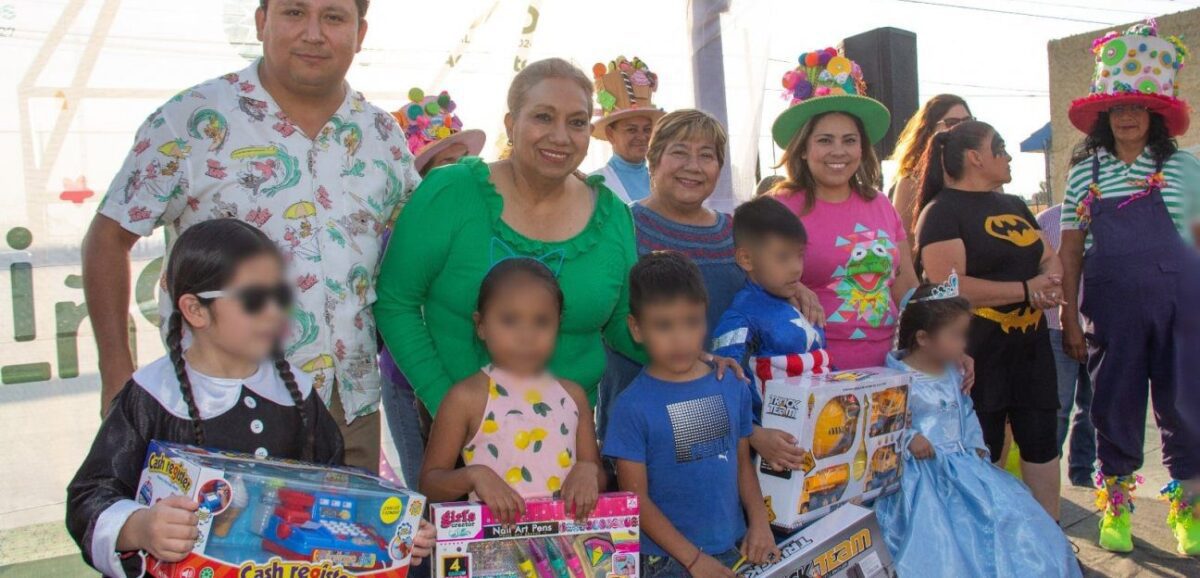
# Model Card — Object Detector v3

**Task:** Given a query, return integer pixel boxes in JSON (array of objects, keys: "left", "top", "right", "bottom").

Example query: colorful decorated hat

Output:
[
  {"left": 591, "top": 56, "right": 667, "bottom": 140},
  {"left": 1069, "top": 20, "right": 1191, "bottom": 136},
  {"left": 771, "top": 48, "right": 891, "bottom": 149},
  {"left": 393, "top": 88, "right": 486, "bottom": 173}
]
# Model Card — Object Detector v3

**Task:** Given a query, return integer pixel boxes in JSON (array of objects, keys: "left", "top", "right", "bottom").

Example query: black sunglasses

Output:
[{"left": 197, "top": 283, "right": 294, "bottom": 314}]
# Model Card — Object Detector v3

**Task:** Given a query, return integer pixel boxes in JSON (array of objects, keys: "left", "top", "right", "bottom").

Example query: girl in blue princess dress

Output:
[{"left": 875, "top": 279, "right": 1081, "bottom": 577}]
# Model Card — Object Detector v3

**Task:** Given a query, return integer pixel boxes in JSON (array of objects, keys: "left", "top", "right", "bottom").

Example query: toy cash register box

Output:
[
  {"left": 758, "top": 368, "right": 911, "bottom": 530},
  {"left": 431, "top": 493, "right": 640, "bottom": 578},
  {"left": 136, "top": 441, "right": 426, "bottom": 578}
]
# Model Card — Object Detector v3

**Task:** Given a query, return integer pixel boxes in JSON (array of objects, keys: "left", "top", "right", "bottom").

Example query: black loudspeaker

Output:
[{"left": 842, "top": 28, "right": 919, "bottom": 159}]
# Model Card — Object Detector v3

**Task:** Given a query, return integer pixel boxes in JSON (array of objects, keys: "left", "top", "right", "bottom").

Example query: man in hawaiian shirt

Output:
[{"left": 82, "top": 0, "right": 418, "bottom": 472}]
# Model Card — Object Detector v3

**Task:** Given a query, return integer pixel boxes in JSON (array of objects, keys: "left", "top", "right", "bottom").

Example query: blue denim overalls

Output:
[{"left": 1081, "top": 154, "right": 1200, "bottom": 480}]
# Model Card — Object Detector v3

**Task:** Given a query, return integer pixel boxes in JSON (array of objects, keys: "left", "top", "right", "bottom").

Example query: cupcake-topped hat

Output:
[
  {"left": 591, "top": 56, "right": 666, "bottom": 140},
  {"left": 772, "top": 47, "right": 891, "bottom": 149},
  {"left": 393, "top": 88, "right": 486, "bottom": 173},
  {"left": 1068, "top": 20, "right": 1191, "bottom": 136}
]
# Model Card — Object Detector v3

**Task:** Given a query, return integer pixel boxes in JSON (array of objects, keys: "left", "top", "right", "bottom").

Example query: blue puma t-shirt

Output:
[{"left": 602, "top": 369, "right": 753, "bottom": 557}]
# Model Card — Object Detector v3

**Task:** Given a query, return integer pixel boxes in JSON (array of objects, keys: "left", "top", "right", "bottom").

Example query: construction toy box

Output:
[
  {"left": 737, "top": 504, "right": 896, "bottom": 578},
  {"left": 758, "top": 368, "right": 911, "bottom": 530},
  {"left": 431, "top": 493, "right": 640, "bottom": 578},
  {"left": 136, "top": 440, "right": 426, "bottom": 578}
]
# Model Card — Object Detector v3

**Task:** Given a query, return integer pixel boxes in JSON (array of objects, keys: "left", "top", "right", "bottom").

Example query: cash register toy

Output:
[
  {"left": 262, "top": 488, "right": 395, "bottom": 570},
  {"left": 135, "top": 440, "right": 425, "bottom": 578}
]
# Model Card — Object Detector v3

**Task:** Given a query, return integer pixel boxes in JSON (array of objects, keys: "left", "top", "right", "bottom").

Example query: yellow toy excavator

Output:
[{"left": 812, "top": 395, "right": 861, "bottom": 459}]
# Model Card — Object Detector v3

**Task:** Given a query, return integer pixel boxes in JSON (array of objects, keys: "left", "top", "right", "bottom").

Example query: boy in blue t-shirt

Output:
[
  {"left": 603, "top": 251, "right": 779, "bottom": 577},
  {"left": 712, "top": 196, "right": 828, "bottom": 475}
]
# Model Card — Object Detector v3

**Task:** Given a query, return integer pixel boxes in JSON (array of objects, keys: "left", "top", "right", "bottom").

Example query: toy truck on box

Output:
[
  {"left": 135, "top": 440, "right": 425, "bottom": 578},
  {"left": 432, "top": 493, "right": 640, "bottom": 578},
  {"left": 757, "top": 368, "right": 911, "bottom": 530},
  {"left": 737, "top": 504, "right": 897, "bottom": 578}
]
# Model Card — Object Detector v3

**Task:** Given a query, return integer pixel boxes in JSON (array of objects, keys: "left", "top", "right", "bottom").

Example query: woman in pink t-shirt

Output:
[{"left": 767, "top": 52, "right": 918, "bottom": 368}]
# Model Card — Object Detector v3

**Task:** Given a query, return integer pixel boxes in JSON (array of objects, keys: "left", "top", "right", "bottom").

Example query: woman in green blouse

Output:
[{"left": 374, "top": 59, "right": 645, "bottom": 414}]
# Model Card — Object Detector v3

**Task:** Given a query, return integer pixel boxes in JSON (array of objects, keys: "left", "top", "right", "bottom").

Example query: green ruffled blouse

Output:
[{"left": 374, "top": 157, "right": 645, "bottom": 414}]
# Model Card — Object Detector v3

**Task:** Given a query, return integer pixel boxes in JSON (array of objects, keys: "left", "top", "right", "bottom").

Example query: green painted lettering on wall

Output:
[
  {"left": 11, "top": 262, "right": 34, "bottom": 341},
  {"left": 4, "top": 227, "right": 158, "bottom": 384},
  {"left": 1, "top": 363, "right": 51, "bottom": 385},
  {"left": 7, "top": 226, "right": 35, "bottom": 342}
]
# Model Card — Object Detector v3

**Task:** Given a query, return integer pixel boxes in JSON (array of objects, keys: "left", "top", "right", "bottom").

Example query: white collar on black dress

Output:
[{"left": 132, "top": 355, "right": 313, "bottom": 420}]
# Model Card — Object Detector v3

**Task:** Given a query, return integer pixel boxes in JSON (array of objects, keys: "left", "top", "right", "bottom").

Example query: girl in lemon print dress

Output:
[{"left": 420, "top": 259, "right": 606, "bottom": 524}]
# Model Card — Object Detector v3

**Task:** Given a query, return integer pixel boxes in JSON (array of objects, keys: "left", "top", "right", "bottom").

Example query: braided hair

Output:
[
  {"left": 272, "top": 346, "right": 313, "bottom": 461},
  {"left": 165, "top": 219, "right": 311, "bottom": 458}
]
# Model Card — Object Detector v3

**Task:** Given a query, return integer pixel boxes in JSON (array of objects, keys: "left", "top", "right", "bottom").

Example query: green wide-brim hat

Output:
[{"left": 772, "top": 94, "right": 892, "bottom": 149}]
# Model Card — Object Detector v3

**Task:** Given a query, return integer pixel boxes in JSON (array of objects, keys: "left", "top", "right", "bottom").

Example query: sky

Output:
[
  {"left": 755, "top": 0, "right": 1200, "bottom": 198},
  {"left": 3, "top": 0, "right": 1199, "bottom": 246}
]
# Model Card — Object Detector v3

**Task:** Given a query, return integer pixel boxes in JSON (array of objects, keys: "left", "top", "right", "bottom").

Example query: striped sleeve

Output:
[
  {"left": 1061, "top": 161, "right": 1092, "bottom": 231},
  {"left": 712, "top": 310, "right": 752, "bottom": 376},
  {"left": 1170, "top": 151, "right": 1200, "bottom": 223}
]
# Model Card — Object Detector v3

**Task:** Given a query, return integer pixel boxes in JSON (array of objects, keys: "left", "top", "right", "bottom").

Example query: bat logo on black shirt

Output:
[{"left": 984, "top": 214, "right": 1040, "bottom": 247}]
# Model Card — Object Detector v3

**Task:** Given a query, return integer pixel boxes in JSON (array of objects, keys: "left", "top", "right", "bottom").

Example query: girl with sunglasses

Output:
[{"left": 66, "top": 219, "right": 434, "bottom": 577}]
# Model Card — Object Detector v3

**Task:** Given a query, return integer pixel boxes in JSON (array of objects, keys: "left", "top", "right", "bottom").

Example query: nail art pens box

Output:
[
  {"left": 757, "top": 368, "right": 911, "bottom": 530},
  {"left": 136, "top": 440, "right": 426, "bottom": 578},
  {"left": 431, "top": 493, "right": 640, "bottom": 578}
]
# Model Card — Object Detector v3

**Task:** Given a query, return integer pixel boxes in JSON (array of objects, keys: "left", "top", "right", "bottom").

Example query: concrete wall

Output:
[{"left": 1047, "top": 9, "right": 1200, "bottom": 202}]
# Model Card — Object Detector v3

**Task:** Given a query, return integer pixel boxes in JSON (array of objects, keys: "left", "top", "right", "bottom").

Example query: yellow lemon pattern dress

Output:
[{"left": 463, "top": 365, "right": 579, "bottom": 498}]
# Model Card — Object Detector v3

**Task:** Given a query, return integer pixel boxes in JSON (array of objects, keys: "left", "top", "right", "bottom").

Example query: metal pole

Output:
[{"left": 689, "top": 0, "right": 735, "bottom": 213}]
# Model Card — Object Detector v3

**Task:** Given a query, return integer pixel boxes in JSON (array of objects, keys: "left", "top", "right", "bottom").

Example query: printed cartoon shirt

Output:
[
  {"left": 774, "top": 192, "right": 906, "bottom": 370},
  {"left": 97, "top": 60, "right": 420, "bottom": 421},
  {"left": 711, "top": 281, "right": 829, "bottom": 421}
]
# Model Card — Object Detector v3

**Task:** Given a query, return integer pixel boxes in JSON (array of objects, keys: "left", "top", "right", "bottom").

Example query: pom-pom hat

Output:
[
  {"left": 393, "top": 88, "right": 486, "bottom": 174},
  {"left": 1068, "top": 20, "right": 1191, "bottom": 136},
  {"left": 771, "top": 47, "right": 891, "bottom": 149},
  {"left": 591, "top": 56, "right": 667, "bottom": 140}
]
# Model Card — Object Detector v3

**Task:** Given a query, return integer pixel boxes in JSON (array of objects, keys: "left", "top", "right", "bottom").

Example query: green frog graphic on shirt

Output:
[{"left": 827, "top": 226, "right": 897, "bottom": 338}]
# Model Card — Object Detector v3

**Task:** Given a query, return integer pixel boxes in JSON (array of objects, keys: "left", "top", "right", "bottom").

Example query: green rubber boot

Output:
[
  {"left": 1099, "top": 509, "right": 1133, "bottom": 553},
  {"left": 1096, "top": 475, "right": 1139, "bottom": 553},
  {"left": 1162, "top": 481, "right": 1200, "bottom": 556}
]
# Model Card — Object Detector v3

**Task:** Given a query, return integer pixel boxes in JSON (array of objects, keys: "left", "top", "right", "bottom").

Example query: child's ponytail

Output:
[
  {"left": 914, "top": 131, "right": 950, "bottom": 225},
  {"left": 914, "top": 120, "right": 997, "bottom": 224},
  {"left": 167, "top": 309, "right": 205, "bottom": 445}
]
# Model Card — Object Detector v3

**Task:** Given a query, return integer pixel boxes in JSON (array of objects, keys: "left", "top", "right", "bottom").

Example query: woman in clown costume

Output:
[
  {"left": 1058, "top": 21, "right": 1200, "bottom": 555},
  {"left": 379, "top": 88, "right": 486, "bottom": 489}
]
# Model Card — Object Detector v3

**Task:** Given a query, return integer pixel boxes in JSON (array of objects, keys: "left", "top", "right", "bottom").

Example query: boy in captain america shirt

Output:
[{"left": 713, "top": 196, "right": 830, "bottom": 472}]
